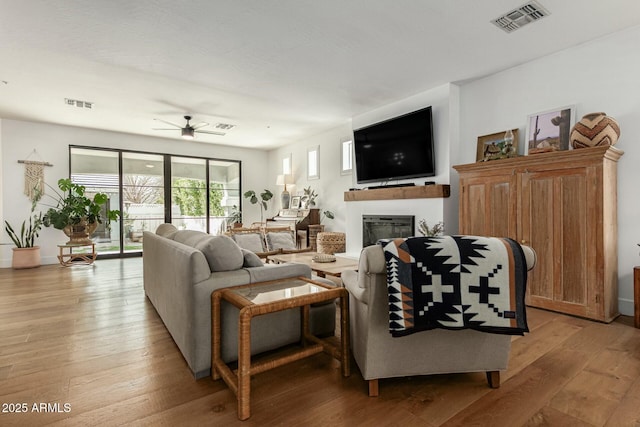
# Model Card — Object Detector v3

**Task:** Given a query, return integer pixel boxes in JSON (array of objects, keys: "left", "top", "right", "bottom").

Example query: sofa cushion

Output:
[
  {"left": 155, "top": 223, "right": 178, "bottom": 237},
  {"left": 231, "top": 232, "right": 265, "bottom": 253},
  {"left": 241, "top": 249, "right": 264, "bottom": 267},
  {"left": 265, "top": 231, "right": 296, "bottom": 251},
  {"left": 195, "top": 235, "right": 244, "bottom": 272},
  {"left": 171, "top": 230, "right": 211, "bottom": 247}
]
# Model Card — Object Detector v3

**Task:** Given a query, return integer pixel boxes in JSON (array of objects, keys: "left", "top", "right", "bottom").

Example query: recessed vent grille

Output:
[
  {"left": 492, "top": 1, "right": 550, "bottom": 33},
  {"left": 215, "top": 123, "right": 235, "bottom": 130},
  {"left": 64, "top": 98, "right": 93, "bottom": 109}
]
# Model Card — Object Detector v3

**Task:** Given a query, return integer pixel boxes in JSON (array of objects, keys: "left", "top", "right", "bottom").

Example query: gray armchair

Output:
[{"left": 342, "top": 243, "right": 536, "bottom": 396}]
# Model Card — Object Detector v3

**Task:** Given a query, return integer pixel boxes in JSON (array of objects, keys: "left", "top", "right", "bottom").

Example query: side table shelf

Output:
[{"left": 57, "top": 243, "right": 97, "bottom": 267}]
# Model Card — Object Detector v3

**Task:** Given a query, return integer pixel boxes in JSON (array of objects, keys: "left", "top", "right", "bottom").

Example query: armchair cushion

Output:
[
  {"left": 231, "top": 232, "right": 265, "bottom": 253},
  {"left": 265, "top": 230, "right": 297, "bottom": 251}
]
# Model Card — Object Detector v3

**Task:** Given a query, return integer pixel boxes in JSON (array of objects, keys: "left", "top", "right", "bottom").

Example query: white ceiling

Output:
[{"left": 1, "top": 0, "right": 640, "bottom": 150}]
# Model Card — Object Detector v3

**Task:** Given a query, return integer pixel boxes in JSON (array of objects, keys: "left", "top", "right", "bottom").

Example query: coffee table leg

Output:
[
  {"left": 238, "top": 308, "right": 252, "bottom": 420},
  {"left": 340, "top": 292, "right": 350, "bottom": 377}
]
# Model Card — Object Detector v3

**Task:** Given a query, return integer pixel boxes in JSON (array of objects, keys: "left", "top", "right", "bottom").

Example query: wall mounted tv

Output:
[{"left": 353, "top": 106, "right": 435, "bottom": 184}]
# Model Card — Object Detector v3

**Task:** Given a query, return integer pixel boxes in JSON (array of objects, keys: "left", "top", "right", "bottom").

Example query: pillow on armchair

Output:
[
  {"left": 231, "top": 232, "right": 265, "bottom": 253},
  {"left": 265, "top": 231, "right": 297, "bottom": 251}
]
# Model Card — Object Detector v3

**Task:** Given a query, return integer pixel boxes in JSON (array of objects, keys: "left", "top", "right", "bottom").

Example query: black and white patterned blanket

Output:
[{"left": 380, "top": 236, "right": 528, "bottom": 337}]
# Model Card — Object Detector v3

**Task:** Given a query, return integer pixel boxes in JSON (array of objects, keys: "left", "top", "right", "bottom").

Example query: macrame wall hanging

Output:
[{"left": 18, "top": 150, "right": 53, "bottom": 201}]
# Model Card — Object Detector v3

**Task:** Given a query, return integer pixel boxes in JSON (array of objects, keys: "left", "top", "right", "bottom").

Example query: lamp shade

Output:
[{"left": 276, "top": 174, "right": 293, "bottom": 186}]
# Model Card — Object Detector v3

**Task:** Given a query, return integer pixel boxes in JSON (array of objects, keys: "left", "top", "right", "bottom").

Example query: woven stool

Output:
[{"left": 316, "top": 232, "right": 346, "bottom": 254}]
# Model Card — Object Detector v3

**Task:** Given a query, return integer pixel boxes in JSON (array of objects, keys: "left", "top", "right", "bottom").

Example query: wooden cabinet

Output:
[{"left": 454, "top": 146, "right": 623, "bottom": 322}]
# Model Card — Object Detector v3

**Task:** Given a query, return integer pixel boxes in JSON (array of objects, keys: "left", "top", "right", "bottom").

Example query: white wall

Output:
[
  {"left": 459, "top": 25, "right": 640, "bottom": 315},
  {"left": 0, "top": 119, "right": 269, "bottom": 266}
]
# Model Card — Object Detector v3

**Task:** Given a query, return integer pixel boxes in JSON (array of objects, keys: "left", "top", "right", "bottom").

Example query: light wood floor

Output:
[{"left": 1, "top": 258, "right": 639, "bottom": 426}]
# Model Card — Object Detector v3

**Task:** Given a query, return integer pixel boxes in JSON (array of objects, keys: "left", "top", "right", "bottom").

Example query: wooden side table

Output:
[
  {"left": 634, "top": 267, "right": 640, "bottom": 328},
  {"left": 57, "top": 243, "right": 97, "bottom": 266},
  {"left": 211, "top": 276, "right": 349, "bottom": 420}
]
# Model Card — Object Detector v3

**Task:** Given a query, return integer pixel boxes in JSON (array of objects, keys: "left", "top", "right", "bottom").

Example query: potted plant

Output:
[
  {"left": 4, "top": 199, "right": 43, "bottom": 269},
  {"left": 418, "top": 219, "right": 444, "bottom": 237},
  {"left": 243, "top": 189, "right": 273, "bottom": 224},
  {"left": 301, "top": 187, "right": 317, "bottom": 209},
  {"left": 41, "top": 178, "right": 121, "bottom": 244},
  {"left": 228, "top": 205, "right": 243, "bottom": 228}
]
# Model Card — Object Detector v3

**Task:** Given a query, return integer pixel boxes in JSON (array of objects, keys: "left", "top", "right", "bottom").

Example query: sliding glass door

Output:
[{"left": 70, "top": 146, "right": 241, "bottom": 257}]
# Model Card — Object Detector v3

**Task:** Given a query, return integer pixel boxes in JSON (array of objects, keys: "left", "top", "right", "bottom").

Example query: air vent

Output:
[
  {"left": 492, "top": 1, "right": 550, "bottom": 33},
  {"left": 215, "top": 123, "right": 235, "bottom": 130},
  {"left": 64, "top": 98, "right": 93, "bottom": 109}
]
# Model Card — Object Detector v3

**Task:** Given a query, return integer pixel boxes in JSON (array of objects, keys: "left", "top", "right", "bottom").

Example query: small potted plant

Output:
[
  {"left": 41, "top": 178, "right": 121, "bottom": 244},
  {"left": 4, "top": 199, "right": 43, "bottom": 269},
  {"left": 418, "top": 219, "right": 444, "bottom": 237},
  {"left": 301, "top": 187, "right": 317, "bottom": 209},
  {"left": 228, "top": 205, "right": 243, "bottom": 228}
]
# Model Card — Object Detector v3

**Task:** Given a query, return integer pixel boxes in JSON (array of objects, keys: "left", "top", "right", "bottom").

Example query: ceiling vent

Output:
[
  {"left": 492, "top": 1, "right": 550, "bottom": 33},
  {"left": 215, "top": 123, "right": 235, "bottom": 130},
  {"left": 65, "top": 98, "right": 93, "bottom": 109}
]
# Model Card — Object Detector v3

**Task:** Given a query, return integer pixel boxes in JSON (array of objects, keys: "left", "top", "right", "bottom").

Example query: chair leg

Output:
[
  {"left": 368, "top": 379, "right": 379, "bottom": 397},
  {"left": 486, "top": 371, "right": 500, "bottom": 388}
]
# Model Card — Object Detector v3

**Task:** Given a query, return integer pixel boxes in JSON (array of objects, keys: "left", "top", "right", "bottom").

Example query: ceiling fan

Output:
[{"left": 152, "top": 115, "right": 225, "bottom": 139}]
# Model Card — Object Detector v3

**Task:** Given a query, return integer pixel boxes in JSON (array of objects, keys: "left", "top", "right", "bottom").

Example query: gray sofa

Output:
[{"left": 143, "top": 224, "right": 335, "bottom": 379}]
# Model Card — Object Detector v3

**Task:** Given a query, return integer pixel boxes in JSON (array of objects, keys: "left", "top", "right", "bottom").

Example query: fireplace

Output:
[{"left": 362, "top": 215, "right": 415, "bottom": 247}]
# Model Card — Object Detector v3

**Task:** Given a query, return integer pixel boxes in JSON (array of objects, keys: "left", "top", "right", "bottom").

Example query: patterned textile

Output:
[{"left": 380, "top": 236, "right": 528, "bottom": 337}]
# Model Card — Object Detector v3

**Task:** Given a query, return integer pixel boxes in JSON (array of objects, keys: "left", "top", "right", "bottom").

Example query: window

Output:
[
  {"left": 341, "top": 140, "right": 353, "bottom": 175},
  {"left": 70, "top": 146, "right": 241, "bottom": 258},
  {"left": 307, "top": 145, "right": 319, "bottom": 180},
  {"left": 282, "top": 153, "right": 292, "bottom": 175}
]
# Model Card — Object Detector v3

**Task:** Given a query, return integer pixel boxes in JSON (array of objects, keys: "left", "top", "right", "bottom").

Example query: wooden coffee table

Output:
[
  {"left": 267, "top": 252, "right": 358, "bottom": 278},
  {"left": 211, "top": 276, "right": 350, "bottom": 420}
]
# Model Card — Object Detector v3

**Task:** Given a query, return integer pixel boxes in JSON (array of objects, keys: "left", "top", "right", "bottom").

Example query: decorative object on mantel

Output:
[
  {"left": 476, "top": 129, "right": 519, "bottom": 162},
  {"left": 417, "top": 219, "right": 444, "bottom": 237},
  {"left": 18, "top": 149, "right": 53, "bottom": 201},
  {"left": 525, "top": 106, "right": 574, "bottom": 155},
  {"left": 570, "top": 112, "right": 620, "bottom": 148}
]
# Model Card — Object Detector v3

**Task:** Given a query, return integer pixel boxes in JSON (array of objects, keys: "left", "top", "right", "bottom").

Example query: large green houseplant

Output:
[
  {"left": 41, "top": 178, "right": 121, "bottom": 244},
  {"left": 243, "top": 189, "right": 273, "bottom": 224}
]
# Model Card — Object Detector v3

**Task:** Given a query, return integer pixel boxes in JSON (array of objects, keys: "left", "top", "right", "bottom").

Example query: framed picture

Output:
[
  {"left": 525, "top": 105, "right": 575, "bottom": 154},
  {"left": 476, "top": 129, "right": 519, "bottom": 162},
  {"left": 290, "top": 196, "right": 301, "bottom": 209}
]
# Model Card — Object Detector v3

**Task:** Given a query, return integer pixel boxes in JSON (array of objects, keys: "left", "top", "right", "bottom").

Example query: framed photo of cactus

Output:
[{"left": 525, "top": 105, "right": 575, "bottom": 154}]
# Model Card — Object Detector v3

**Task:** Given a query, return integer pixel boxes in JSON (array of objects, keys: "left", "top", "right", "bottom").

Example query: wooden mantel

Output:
[{"left": 344, "top": 184, "right": 450, "bottom": 202}]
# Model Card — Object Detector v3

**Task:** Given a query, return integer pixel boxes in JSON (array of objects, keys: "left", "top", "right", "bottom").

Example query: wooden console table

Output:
[{"left": 57, "top": 243, "right": 97, "bottom": 266}]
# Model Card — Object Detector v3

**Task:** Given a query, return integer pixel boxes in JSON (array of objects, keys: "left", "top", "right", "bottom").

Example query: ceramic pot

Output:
[
  {"left": 570, "top": 112, "right": 620, "bottom": 149},
  {"left": 12, "top": 246, "right": 41, "bottom": 269}
]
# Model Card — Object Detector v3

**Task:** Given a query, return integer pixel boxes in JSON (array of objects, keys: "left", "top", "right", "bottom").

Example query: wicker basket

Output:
[{"left": 316, "top": 232, "right": 346, "bottom": 254}]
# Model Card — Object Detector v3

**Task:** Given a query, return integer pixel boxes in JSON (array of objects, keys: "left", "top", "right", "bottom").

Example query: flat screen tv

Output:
[{"left": 353, "top": 106, "right": 435, "bottom": 184}]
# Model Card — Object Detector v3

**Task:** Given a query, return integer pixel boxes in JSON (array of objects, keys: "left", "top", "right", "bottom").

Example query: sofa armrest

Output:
[{"left": 245, "top": 262, "right": 312, "bottom": 283}]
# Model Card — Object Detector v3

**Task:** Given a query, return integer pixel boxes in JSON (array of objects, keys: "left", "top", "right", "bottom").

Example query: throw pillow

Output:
[
  {"left": 155, "top": 223, "right": 178, "bottom": 237},
  {"left": 172, "top": 230, "right": 210, "bottom": 247},
  {"left": 195, "top": 235, "right": 244, "bottom": 272},
  {"left": 232, "top": 232, "right": 265, "bottom": 253},
  {"left": 265, "top": 231, "right": 296, "bottom": 251},
  {"left": 241, "top": 249, "right": 264, "bottom": 267}
]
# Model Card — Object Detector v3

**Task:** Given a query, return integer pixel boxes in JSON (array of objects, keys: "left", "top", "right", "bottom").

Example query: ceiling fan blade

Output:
[
  {"left": 195, "top": 129, "right": 226, "bottom": 136},
  {"left": 153, "top": 118, "right": 182, "bottom": 128},
  {"left": 152, "top": 128, "right": 179, "bottom": 131},
  {"left": 192, "top": 122, "right": 210, "bottom": 130}
]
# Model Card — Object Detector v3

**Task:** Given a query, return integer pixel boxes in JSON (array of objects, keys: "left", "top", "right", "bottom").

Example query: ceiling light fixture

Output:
[{"left": 181, "top": 127, "right": 195, "bottom": 139}]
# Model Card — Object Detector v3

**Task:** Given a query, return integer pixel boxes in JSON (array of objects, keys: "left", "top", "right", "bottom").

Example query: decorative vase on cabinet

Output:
[{"left": 570, "top": 112, "right": 620, "bottom": 148}]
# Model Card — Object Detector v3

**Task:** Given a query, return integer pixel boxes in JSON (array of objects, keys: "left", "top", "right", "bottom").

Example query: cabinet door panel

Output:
[{"left": 459, "top": 175, "right": 516, "bottom": 238}]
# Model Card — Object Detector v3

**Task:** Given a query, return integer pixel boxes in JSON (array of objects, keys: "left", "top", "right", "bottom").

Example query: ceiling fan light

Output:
[{"left": 181, "top": 127, "right": 195, "bottom": 139}]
